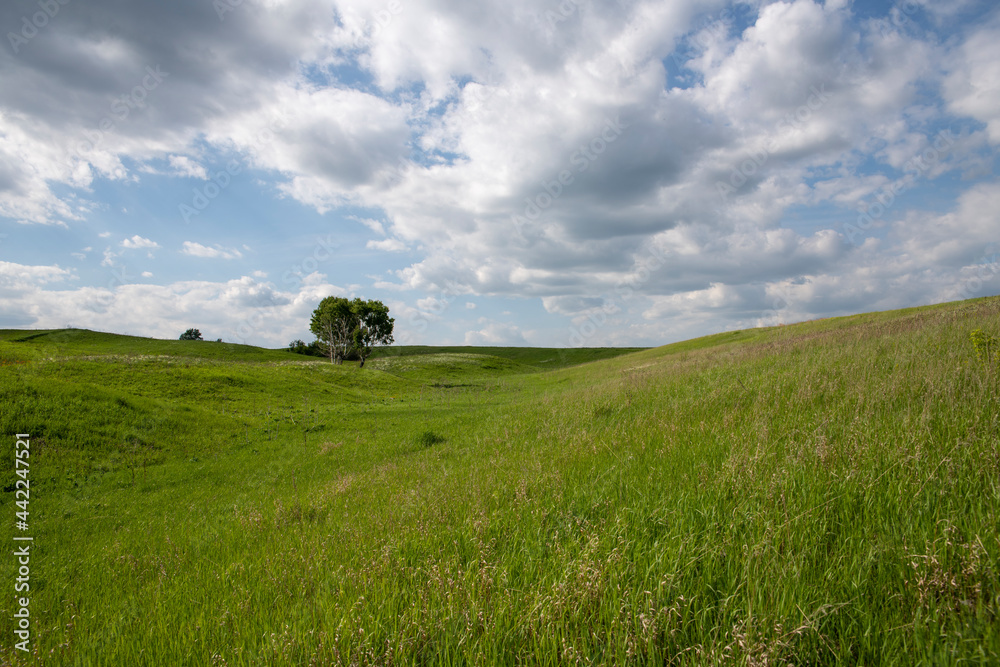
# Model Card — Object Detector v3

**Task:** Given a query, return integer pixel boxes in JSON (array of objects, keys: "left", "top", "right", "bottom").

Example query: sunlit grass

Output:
[{"left": 0, "top": 297, "right": 998, "bottom": 665}]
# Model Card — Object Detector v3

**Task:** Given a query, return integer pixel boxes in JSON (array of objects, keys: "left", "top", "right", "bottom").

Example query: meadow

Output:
[{"left": 0, "top": 297, "right": 998, "bottom": 665}]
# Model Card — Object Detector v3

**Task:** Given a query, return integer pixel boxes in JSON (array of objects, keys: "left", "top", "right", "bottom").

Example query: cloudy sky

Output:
[{"left": 1, "top": 0, "right": 997, "bottom": 348}]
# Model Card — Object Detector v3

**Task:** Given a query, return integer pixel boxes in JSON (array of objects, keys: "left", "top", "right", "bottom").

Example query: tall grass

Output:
[{"left": 0, "top": 298, "right": 997, "bottom": 665}]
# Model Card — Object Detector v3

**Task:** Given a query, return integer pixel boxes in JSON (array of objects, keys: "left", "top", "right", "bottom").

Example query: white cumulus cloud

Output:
[
  {"left": 181, "top": 242, "right": 244, "bottom": 260},
  {"left": 121, "top": 235, "right": 159, "bottom": 249}
]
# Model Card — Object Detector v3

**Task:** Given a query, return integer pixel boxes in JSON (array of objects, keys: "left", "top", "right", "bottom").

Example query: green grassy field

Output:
[{"left": 1, "top": 297, "right": 998, "bottom": 665}]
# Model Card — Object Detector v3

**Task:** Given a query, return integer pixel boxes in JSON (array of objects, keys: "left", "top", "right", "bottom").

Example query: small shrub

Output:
[
  {"left": 287, "top": 339, "right": 326, "bottom": 357},
  {"left": 970, "top": 329, "right": 999, "bottom": 367},
  {"left": 417, "top": 431, "right": 445, "bottom": 447}
]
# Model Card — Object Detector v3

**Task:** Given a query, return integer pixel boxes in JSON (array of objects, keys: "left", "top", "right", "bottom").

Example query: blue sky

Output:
[{"left": 0, "top": 0, "right": 997, "bottom": 348}]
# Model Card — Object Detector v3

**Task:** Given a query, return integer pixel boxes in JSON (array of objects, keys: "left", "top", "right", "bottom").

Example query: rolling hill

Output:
[{"left": 1, "top": 296, "right": 998, "bottom": 665}]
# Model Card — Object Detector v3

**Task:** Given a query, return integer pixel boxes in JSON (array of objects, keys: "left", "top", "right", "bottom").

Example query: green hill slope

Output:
[
  {"left": 370, "top": 344, "right": 648, "bottom": 369},
  {"left": 0, "top": 328, "right": 304, "bottom": 363},
  {"left": 0, "top": 297, "right": 998, "bottom": 665},
  {"left": 0, "top": 328, "right": 645, "bottom": 370}
]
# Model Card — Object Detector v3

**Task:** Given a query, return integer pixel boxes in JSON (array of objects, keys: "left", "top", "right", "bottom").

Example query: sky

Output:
[{"left": 0, "top": 0, "right": 998, "bottom": 349}]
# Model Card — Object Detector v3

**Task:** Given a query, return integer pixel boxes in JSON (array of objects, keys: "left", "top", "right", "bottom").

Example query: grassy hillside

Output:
[
  {"left": 370, "top": 345, "right": 649, "bottom": 369},
  {"left": 0, "top": 298, "right": 998, "bottom": 665},
  {"left": 0, "top": 329, "right": 645, "bottom": 370},
  {"left": 0, "top": 328, "right": 296, "bottom": 363}
]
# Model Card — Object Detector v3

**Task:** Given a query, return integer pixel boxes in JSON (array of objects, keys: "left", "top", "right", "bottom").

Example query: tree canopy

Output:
[
  {"left": 352, "top": 299, "right": 394, "bottom": 367},
  {"left": 310, "top": 297, "right": 393, "bottom": 366},
  {"left": 310, "top": 296, "right": 355, "bottom": 364},
  {"left": 179, "top": 328, "right": 203, "bottom": 341}
]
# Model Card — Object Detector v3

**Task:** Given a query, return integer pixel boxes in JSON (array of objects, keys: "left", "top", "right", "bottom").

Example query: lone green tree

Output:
[
  {"left": 179, "top": 328, "right": 203, "bottom": 341},
  {"left": 351, "top": 298, "right": 394, "bottom": 368},
  {"left": 310, "top": 296, "right": 357, "bottom": 364},
  {"left": 309, "top": 297, "right": 394, "bottom": 367}
]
